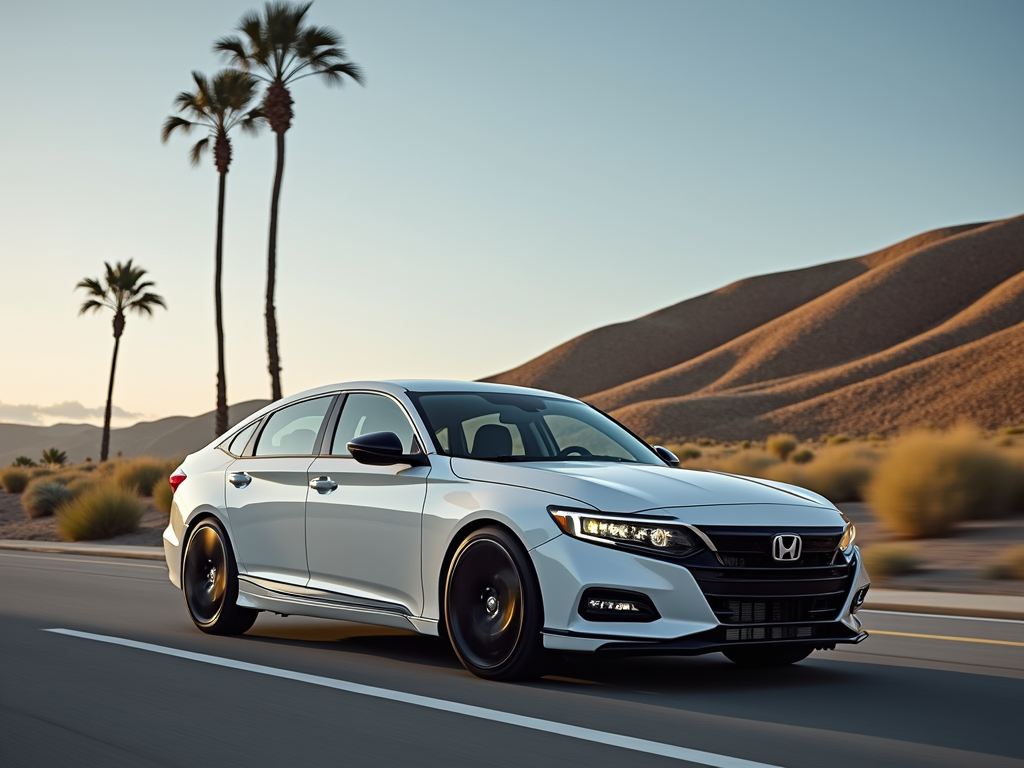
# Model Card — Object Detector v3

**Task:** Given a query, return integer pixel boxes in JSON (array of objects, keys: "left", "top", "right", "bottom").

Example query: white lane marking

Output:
[
  {"left": 46, "top": 628, "right": 781, "bottom": 768},
  {"left": 0, "top": 552, "right": 165, "bottom": 570},
  {"left": 860, "top": 609, "right": 1024, "bottom": 626}
]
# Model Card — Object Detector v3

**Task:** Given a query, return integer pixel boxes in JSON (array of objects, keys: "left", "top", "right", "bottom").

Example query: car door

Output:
[
  {"left": 305, "top": 392, "right": 430, "bottom": 615},
  {"left": 226, "top": 394, "right": 335, "bottom": 587}
]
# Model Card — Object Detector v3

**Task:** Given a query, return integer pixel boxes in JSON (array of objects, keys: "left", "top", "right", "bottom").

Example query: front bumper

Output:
[{"left": 531, "top": 532, "right": 870, "bottom": 654}]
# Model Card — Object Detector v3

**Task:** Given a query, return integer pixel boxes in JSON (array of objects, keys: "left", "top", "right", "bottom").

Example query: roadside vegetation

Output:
[
  {"left": 658, "top": 423, "right": 1024, "bottom": 538},
  {"left": 2, "top": 455, "right": 180, "bottom": 541}
]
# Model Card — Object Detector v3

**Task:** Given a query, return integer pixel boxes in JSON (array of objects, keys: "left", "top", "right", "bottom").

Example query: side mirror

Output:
[
  {"left": 654, "top": 445, "right": 680, "bottom": 467},
  {"left": 347, "top": 431, "right": 427, "bottom": 466}
]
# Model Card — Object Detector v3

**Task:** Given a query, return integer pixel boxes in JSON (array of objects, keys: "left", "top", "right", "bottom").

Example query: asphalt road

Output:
[{"left": 1, "top": 550, "right": 1022, "bottom": 768}]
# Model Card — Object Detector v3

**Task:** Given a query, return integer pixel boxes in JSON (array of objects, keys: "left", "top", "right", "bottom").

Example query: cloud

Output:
[{"left": 0, "top": 401, "right": 143, "bottom": 426}]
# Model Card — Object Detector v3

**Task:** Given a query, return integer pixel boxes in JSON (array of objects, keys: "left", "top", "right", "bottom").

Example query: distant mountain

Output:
[
  {"left": 0, "top": 400, "right": 268, "bottom": 465},
  {"left": 487, "top": 216, "right": 1024, "bottom": 439}
]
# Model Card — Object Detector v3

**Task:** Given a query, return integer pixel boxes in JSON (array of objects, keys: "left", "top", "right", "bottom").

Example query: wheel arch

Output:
[{"left": 436, "top": 517, "right": 540, "bottom": 639}]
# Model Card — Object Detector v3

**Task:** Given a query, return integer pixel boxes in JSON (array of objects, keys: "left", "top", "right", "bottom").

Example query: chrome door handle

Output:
[
  {"left": 309, "top": 476, "right": 338, "bottom": 493},
  {"left": 229, "top": 472, "right": 252, "bottom": 488}
]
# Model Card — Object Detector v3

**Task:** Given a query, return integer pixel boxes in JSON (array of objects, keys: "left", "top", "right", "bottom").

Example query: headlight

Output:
[
  {"left": 839, "top": 517, "right": 856, "bottom": 553},
  {"left": 549, "top": 508, "right": 700, "bottom": 558}
]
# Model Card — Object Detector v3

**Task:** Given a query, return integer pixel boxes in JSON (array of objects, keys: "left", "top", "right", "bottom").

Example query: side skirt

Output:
[{"left": 237, "top": 575, "right": 420, "bottom": 633}]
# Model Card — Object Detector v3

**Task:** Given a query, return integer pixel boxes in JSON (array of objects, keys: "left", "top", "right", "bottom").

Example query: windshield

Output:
[{"left": 410, "top": 391, "right": 663, "bottom": 464}]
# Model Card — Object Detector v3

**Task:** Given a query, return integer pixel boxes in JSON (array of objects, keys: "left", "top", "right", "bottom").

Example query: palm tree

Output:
[
  {"left": 76, "top": 261, "right": 166, "bottom": 462},
  {"left": 162, "top": 70, "right": 263, "bottom": 436},
  {"left": 215, "top": 1, "right": 364, "bottom": 400}
]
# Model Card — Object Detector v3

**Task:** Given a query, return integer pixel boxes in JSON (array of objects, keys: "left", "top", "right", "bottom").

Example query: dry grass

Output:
[
  {"left": 153, "top": 478, "right": 174, "bottom": 514},
  {"left": 21, "top": 480, "right": 74, "bottom": 519},
  {"left": 766, "top": 434, "right": 798, "bottom": 461},
  {"left": 861, "top": 543, "right": 921, "bottom": 580},
  {"left": 868, "top": 427, "right": 1017, "bottom": 538},
  {"left": 56, "top": 482, "right": 144, "bottom": 541},
  {"left": 0, "top": 467, "right": 30, "bottom": 494},
  {"left": 111, "top": 457, "right": 177, "bottom": 497}
]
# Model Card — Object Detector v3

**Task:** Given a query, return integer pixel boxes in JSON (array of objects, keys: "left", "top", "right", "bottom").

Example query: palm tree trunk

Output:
[
  {"left": 215, "top": 169, "right": 229, "bottom": 436},
  {"left": 101, "top": 329, "right": 122, "bottom": 462},
  {"left": 265, "top": 130, "right": 286, "bottom": 401}
]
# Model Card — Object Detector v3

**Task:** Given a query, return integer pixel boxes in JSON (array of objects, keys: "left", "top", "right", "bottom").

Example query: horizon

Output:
[{"left": 2, "top": 0, "right": 1022, "bottom": 428}]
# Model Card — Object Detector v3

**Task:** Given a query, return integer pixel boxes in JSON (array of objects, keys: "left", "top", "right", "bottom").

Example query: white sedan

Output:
[{"left": 163, "top": 380, "right": 869, "bottom": 680}]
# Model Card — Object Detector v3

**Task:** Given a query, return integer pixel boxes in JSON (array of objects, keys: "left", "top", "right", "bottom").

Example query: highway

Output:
[{"left": 1, "top": 549, "right": 1022, "bottom": 767}]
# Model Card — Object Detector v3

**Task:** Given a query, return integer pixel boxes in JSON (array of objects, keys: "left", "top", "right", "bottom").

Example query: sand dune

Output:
[{"left": 488, "top": 215, "right": 1024, "bottom": 439}]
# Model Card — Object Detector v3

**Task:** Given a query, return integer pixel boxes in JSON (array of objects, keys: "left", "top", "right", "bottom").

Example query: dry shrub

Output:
[
  {"left": 861, "top": 544, "right": 921, "bottom": 580},
  {"left": 868, "top": 427, "right": 1016, "bottom": 538},
  {"left": 29, "top": 467, "right": 55, "bottom": 479},
  {"left": 153, "top": 477, "right": 174, "bottom": 514},
  {"left": 766, "top": 434, "right": 798, "bottom": 461},
  {"left": 664, "top": 442, "right": 702, "bottom": 461},
  {"left": 22, "top": 480, "right": 74, "bottom": 519},
  {"left": 786, "top": 444, "right": 877, "bottom": 503},
  {"left": 791, "top": 448, "right": 814, "bottom": 465},
  {"left": 112, "top": 457, "right": 176, "bottom": 497},
  {"left": 983, "top": 545, "right": 1024, "bottom": 580},
  {"left": 827, "top": 434, "right": 851, "bottom": 445},
  {"left": 689, "top": 448, "right": 780, "bottom": 477},
  {"left": 1, "top": 467, "right": 30, "bottom": 494},
  {"left": 56, "top": 482, "right": 144, "bottom": 541}
]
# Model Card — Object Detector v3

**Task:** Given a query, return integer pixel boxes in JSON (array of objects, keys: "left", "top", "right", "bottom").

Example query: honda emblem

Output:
[{"left": 772, "top": 534, "right": 802, "bottom": 561}]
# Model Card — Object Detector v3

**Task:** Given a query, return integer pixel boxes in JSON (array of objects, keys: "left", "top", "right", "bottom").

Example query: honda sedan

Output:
[{"left": 163, "top": 380, "right": 869, "bottom": 680}]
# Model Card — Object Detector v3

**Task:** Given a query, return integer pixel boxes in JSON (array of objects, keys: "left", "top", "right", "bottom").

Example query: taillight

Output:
[{"left": 169, "top": 472, "right": 187, "bottom": 494}]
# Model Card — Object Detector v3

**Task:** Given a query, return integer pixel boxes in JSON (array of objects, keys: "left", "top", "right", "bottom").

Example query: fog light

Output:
[
  {"left": 578, "top": 589, "right": 660, "bottom": 622},
  {"left": 851, "top": 586, "right": 869, "bottom": 613}
]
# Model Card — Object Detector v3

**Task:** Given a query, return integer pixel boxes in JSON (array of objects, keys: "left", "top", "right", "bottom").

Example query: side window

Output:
[
  {"left": 227, "top": 420, "right": 259, "bottom": 456},
  {"left": 331, "top": 394, "right": 417, "bottom": 456},
  {"left": 254, "top": 397, "right": 333, "bottom": 456}
]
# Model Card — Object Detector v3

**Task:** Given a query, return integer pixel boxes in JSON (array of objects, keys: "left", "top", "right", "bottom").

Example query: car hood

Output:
[{"left": 449, "top": 458, "right": 832, "bottom": 514}]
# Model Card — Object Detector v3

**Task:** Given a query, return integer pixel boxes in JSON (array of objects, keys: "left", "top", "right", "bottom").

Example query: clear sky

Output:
[{"left": 1, "top": 0, "right": 1021, "bottom": 427}]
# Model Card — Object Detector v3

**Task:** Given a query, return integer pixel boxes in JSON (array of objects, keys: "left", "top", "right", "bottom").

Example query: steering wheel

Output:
[{"left": 556, "top": 445, "right": 593, "bottom": 458}]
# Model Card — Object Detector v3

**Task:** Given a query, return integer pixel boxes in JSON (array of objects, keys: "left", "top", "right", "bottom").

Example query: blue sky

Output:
[{"left": 1, "top": 0, "right": 1021, "bottom": 426}]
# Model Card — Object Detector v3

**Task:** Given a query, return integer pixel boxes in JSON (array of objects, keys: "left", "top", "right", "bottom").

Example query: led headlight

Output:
[
  {"left": 549, "top": 508, "right": 700, "bottom": 558},
  {"left": 839, "top": 515, "right": 856, "bottom": 553}
]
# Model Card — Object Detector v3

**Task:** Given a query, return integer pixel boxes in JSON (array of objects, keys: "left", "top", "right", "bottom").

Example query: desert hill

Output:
[
  {"left": 488, "top": 215, "right": 1024, "bottom": 439},
  {"left": 0, "top": 400, "right": 268, "bottom": 466}
]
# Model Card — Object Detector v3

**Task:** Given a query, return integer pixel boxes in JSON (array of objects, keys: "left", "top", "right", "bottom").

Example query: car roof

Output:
[{"left": 268, "top": 379, "right": 576, "bottom": 406}]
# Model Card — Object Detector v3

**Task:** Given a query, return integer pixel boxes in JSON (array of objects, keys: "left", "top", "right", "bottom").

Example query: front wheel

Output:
[
  {"left": 723, "top": 645, "right": 813, "bottom": 667},
  {"left": 182, "top": 518, "right": 258, "bottom": 635},
  {"left": 444, "top": 527, "right": 544, "bottom": 681}
]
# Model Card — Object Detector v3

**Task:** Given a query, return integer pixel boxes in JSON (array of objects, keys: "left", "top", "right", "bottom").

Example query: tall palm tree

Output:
[
  {"left": 162, "top": 70, "right": 263, "bottom": 436},
  {"left": 76, "top": 261, "right": 166, "bottom": 462},
  {"left": 216, "top": 1, "right": 364, "bottom": 400}
]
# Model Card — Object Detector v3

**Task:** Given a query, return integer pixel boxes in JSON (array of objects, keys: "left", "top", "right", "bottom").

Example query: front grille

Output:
[{"left": 688, "top": 526, "right": 854, "bottom": 626}]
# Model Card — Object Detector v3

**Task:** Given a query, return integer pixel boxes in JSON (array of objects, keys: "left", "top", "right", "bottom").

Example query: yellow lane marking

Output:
[
  {"left": 0, "top": 552, "right": 164, "bottom": 569},
  {"left": 870, "top": 630, "right": 1024, "bottom": 648}
]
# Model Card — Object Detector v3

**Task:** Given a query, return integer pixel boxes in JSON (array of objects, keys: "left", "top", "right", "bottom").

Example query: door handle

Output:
[
  {"left": 309, "top": 476, "right": 338, "bottom": 493},
  {"left": 229, "top": 472, "right": 252, "bottom": 488}
]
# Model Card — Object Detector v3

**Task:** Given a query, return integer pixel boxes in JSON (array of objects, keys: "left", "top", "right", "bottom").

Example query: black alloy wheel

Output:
[
  {"left": 723, "top": 644, "right": 813, "bottom": 667},
  {"left": 182, "top": 518, "right": 258, "bottom": 635},
  {"left": 444, "top": 527, "right": 544, "bottom": 681}
]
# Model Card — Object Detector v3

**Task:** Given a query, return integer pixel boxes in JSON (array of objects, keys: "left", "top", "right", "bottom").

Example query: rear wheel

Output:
[
  {"left": 444, "top": 527, "right": 544, "bottom": 681},
  {"left": 723, "top": 645, "right": 812, "bottom": 667},
  {"left": 182, "top": 518, "right": 258, "bottom": 635}
]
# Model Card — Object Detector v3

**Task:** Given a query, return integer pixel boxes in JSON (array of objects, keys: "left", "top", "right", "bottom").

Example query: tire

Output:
[
  {"left": 444, "top": 527, "right": 544, "bottom": 681},
  {"left": 182, "top": 518, "right": 258, "bottom": 635},
  {"left": 723, "top": 645, "right": 813, "bottom": 667}
]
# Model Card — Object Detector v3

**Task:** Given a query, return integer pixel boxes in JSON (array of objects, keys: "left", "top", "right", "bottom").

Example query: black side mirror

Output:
[
  {"left": 654, "top": 445, "right": 680, "bottom": 467},
  {"left": 347, "top": 431, "right": 427, "bottom": 466}
]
